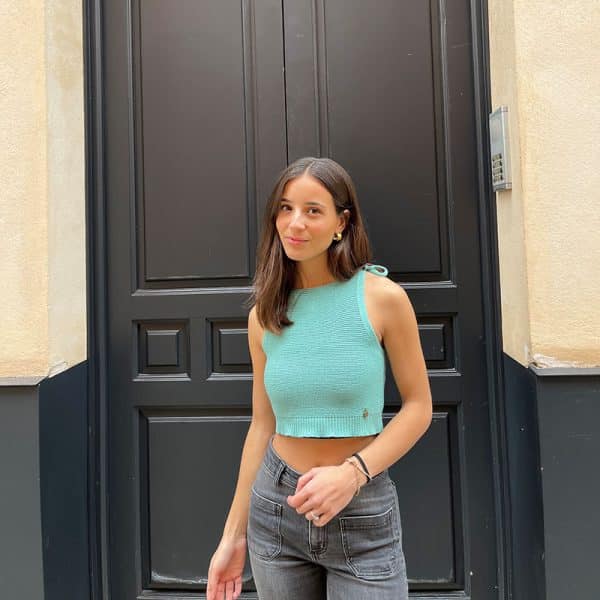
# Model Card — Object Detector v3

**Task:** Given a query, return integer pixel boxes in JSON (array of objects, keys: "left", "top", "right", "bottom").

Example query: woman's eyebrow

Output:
[{"left": 280, "top": 197, "right": 326, "bottom": 208}]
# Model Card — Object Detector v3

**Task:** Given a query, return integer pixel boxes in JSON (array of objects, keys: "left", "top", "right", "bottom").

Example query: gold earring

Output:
[{"left": 333, "top": 232, "right": 342, "bottom": 241}]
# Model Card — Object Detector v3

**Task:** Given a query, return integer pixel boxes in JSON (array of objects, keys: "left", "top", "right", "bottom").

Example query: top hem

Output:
[{"left": 275, "top": 414, "right": 383, "bottom": 438}]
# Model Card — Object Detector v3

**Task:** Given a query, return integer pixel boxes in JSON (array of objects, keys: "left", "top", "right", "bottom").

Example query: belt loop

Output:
[
  {"left": 273, "top": 460, "right": 285, "bottom": 486},
  {"left": 267, "top": 434, "right": 285, "bottom": 486}
]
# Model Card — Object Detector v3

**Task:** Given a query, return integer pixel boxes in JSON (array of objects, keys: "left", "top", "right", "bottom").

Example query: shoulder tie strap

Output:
[{"left": 362, "top": 262, "right": 388, "bottom": 276}]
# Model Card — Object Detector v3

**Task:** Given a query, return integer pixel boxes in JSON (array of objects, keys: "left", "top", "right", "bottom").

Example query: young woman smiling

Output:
[{"left": 207, "top": 157, "right": 432, "bottom": 600}]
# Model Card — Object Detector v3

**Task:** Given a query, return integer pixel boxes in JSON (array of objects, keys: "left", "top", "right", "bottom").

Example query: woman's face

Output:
[{"left": 275, "top": 174, "right": 347, "bottom": 262}]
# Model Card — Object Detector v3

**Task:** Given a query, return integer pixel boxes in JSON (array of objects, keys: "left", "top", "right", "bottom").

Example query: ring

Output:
[{"left": 311, "top": 511, "right": 320, "bottom": 521}]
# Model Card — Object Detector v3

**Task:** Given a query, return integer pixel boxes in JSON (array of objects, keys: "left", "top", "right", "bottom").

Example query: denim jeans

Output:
[{"left": 247, "top": 435, "right": 409, "bottom": 599}]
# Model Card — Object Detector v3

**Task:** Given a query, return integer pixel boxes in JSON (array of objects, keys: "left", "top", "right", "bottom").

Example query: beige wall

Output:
[
  {"left": 1, "top": 1, "right": 598, "bottom": 377},
  {"left": 488, "top": 0, "right": 600, "bottom": 367},
  {"left": 0, "top": 0, "right": 85, "bottom": 378}
]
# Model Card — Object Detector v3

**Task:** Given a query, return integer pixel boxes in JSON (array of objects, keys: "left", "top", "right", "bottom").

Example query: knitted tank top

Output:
[{"left": 262, "top": 263, "right": 389, "bottom": 437}]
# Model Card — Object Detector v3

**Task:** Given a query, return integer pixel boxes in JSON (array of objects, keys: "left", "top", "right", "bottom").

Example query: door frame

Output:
[{"left": 82, "top": 1, "right": 511, "bottom": 598}]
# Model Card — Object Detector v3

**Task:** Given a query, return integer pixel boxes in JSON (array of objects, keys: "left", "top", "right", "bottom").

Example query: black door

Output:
[{"left": 103, "top": 1, "right": 500, "bottom": 598}]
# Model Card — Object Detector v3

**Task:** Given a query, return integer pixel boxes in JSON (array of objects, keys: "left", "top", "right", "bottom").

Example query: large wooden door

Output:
[{"left": 102, "top": 1, "right": 500, "bottom": 598}]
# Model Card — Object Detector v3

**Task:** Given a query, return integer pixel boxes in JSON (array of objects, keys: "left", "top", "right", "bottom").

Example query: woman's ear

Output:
[{"left": 340, "top": 209, "right": 350, "bottom": 231}]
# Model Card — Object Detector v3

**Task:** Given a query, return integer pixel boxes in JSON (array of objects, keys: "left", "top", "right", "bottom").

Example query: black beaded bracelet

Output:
[{"left": 352, "top": 452, "right": 372, "bottom": 482}]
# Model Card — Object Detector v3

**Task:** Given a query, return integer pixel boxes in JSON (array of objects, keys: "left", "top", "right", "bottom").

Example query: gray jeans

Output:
[{"left": 247, "top": 436, "right": 409, "bottom": 599}]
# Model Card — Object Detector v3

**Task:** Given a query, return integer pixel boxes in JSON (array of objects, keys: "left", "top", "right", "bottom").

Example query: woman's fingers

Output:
[
  {"left": 233, "top": 575, "right": 242, "bottom": 598},
  {"left": 208, "top": 580, "right": 225, "bottom": 600},
  {"left": 296, "top": 497, "right": 319, "bottom": 515},
  {"left": 207, "top": 577, "right": 240, "bottom": 600},
  {"left": 310, "top": 510, "right": 329, "bottom": 527},
  {"left": 295, "top": 468, "right": 317, "bottom": 492},
  {"left": 206, "top": 571, "right": 216, "bottom": 599}
]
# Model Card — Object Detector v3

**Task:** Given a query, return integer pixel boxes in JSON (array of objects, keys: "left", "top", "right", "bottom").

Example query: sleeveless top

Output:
[{"left": 262, "top": 263, "right": 389, "bottom": 437}]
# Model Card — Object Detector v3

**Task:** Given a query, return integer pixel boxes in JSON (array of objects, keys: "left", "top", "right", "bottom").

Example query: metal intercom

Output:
[{"left": 489, "top": 106, "right": 512, "bottom": 191}]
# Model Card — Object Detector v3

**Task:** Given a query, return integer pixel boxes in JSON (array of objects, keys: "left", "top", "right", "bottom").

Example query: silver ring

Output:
[{"left": 311, "top": 511, "right": 320, "bottom": 521}]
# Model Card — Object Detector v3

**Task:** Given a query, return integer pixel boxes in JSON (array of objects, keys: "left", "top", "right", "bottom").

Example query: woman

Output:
[{"left": 207, "top": 157, "right": 432, "bottom": 599}]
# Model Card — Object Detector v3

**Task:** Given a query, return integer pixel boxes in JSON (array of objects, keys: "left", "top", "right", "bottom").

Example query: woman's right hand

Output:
[{"left": 206, "top": 535, "right": 247, "bottom": 600}]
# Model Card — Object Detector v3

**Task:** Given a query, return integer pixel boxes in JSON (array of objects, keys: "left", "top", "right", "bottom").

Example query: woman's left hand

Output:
[{"left": 286, "top": 462, "right": 360, "bottom": 527}]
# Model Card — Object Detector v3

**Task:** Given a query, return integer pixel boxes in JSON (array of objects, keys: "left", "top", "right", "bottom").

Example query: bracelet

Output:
[
  {"left": 344, "top": 457, "right": 369, "bottom": 492},
  {"left": 342, "top": 459, "right": 362, "bottom": 496},
  {"left": 347, "top": 455, "right": 372, "bottom": 484},
  {"left": 349, "top": 460, "right": 362, "bottom": 496},
  {"left": 352, "top": 452, "right": 372, "bottom": 480}
]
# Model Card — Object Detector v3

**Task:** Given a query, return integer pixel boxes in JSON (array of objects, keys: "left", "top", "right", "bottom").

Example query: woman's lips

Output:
[{"left": 286, "top": 237, "right": 308, "bottom": 245}]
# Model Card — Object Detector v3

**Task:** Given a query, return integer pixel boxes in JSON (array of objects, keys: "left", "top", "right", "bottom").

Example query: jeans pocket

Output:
[
  {"left": 339, "top": 504, "right": 401, "bottom": 580},
  {"left": 247, "top": 487, "right": 283, "bottom": 560}
]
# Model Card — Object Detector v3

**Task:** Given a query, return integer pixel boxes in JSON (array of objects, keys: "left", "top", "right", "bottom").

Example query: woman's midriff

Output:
[{"left": 272, "top": 432, "right": 377, "bottom": 474}]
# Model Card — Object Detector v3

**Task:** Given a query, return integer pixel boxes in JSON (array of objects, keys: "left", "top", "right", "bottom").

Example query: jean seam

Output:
[
  {"left": 339, "top": 505, "right": 399, "bottom": 578},
  {"left": 248, "top": 488, "right": 283, "bottom": 561},
  {"left": 308, "top": 520, "right": 328, "bottom": 556}
]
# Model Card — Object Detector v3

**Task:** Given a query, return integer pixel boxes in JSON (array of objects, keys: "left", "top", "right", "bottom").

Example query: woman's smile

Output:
[{"left": 285, "top": 236, "right": 309, "bottom": 245}]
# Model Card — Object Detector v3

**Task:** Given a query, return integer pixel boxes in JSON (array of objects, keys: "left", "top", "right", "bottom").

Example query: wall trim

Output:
[
  {"left": 470, "top": 0, "right": 512, "bottom": 596},
  {"left": 0, "top": 376, "right": 46, "bottom": 387},
  {"left": 83, "top": 0, "right": 109, "bottom": 598},
  {"left": 530, "top": 366, "right": 600, "bottom": 377}
]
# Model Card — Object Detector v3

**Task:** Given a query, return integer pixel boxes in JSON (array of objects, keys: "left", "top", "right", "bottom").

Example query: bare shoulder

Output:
[
  {"left": 248, "top": 303, "right": 258, "bottom": 325},
  {"left": 247, "top": 304, "right": 266, "bottom": 351},
  {"left": 364, "top": 270, "right": 413, "bottom": 339},
  {"left": 364, "top": 270, "right": 409, "bottom": 306}
]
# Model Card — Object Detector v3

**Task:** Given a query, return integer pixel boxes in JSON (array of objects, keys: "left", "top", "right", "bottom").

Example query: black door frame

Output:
[{"left": 82, "top": 1, "right": 511, "bottom": 598}]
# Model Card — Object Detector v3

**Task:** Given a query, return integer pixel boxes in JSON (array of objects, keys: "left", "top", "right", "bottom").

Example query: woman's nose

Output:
[{"left": 289, "top": 210, "right": 306, "bottom": 228}]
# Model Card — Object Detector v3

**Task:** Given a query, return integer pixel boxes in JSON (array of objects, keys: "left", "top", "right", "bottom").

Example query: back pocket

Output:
[
  {"left": 247, "top": 488, "right": 283, "bottom": 560},
  {"left": 339, "top": 504, "right": 401, "bottom": 580}
]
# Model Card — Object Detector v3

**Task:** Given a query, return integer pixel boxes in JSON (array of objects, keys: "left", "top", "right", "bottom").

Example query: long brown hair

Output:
[{"left": 245, "top": 157, "right": 373, "bottom": 334}]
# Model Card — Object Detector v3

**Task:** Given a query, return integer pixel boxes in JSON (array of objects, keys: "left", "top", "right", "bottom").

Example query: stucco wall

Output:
[
  {"left": 1, "top": 1, "right": 598, "bottom": 377},
  {"left": 489, "top": 0, "right": 600, "bottom": 367},
  {"left": 0, "top": 1, "right": 48, "bottom": 376},
  {"left": 46, "top": 1, "right": 86, "bottom": 377},
  {"left": 0, "top": 0, "right": 85, "bottom": 378}
]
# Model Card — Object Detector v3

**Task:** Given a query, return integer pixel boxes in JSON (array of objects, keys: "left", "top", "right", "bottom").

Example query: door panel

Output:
[
  {"left": 282, "top": 1, "right": 496, "bottom": 592},
  {"left": 103, "top": 0, "right": 499, "bottom": 598},
  {"left": 285, "top": 0, "right": 443, "bottom": 272},
  {"left": 105, "top": 0, "right": 286, "bottom": 596}
]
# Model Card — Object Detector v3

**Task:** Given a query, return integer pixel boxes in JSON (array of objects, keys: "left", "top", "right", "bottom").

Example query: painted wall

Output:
[
  {"left": 2, "top": 1, "right": 598, "bottom": 376},
  {"left": 488, "top": 1, "right": 600, "bottom": 367},
  {"left": 0, "top": 0, "right": 86, "bottom": 378}
]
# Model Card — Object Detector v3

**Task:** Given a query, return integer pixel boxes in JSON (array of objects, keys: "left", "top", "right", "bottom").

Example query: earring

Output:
[{"left": 333, "top": 232, "right": 342, "bottom": 241}]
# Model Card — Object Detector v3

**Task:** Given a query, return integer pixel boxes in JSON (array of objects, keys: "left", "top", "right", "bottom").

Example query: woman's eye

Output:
[{"left": 279, "top": 205, "right": 321, "bottom": 215}]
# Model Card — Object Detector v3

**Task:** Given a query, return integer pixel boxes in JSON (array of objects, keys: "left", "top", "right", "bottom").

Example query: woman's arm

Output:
[
  {"left": 221, "top": 424, "right": 273, "bottom": 539},
  {"left": 353, "top": 279, "right": 432, "bottom": 478},
  {"left": 221, "top": 305, "right": 275, "bottom": 539}
]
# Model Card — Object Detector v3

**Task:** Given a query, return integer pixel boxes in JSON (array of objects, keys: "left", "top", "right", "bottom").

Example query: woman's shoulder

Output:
[
  {"left": 248, "top": 305, "right": 267, "bottom": 346},
  {"left": 363, "top": 267, "right": 410, "bottom": 310}
]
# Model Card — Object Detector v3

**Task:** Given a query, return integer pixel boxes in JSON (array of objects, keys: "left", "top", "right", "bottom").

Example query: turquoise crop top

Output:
[{"left": 262, "top": 263, "right": 389, "bottom": 438}]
